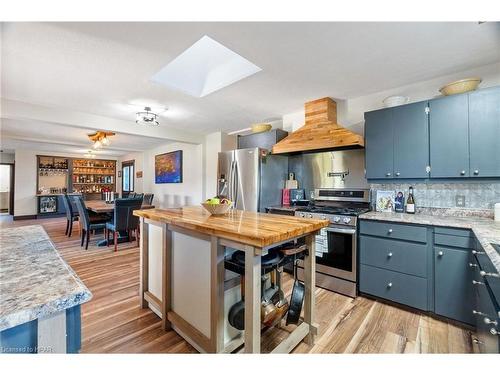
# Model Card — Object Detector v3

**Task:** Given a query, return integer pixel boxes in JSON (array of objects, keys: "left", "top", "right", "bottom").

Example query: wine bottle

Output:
[{"left": 406, "top": 186, "right": 416, "bottom": 214}]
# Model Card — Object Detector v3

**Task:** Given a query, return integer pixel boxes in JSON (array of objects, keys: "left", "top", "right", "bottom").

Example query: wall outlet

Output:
[{"left": 455, "top": 195, "right": 466, "bottom": 207}]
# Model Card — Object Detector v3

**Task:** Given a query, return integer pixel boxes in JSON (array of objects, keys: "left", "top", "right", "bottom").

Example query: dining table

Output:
[{"left": 85, "top": 200, "right": 155, "bottom": 246}]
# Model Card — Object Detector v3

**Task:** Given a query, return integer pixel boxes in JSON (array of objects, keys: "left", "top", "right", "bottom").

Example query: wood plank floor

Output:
[{"left": 1, "top": 216, "right": 477, "bottom": 353}]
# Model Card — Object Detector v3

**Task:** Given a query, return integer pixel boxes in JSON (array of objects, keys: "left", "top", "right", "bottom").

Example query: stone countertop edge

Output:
[
  {"left": 359, "top": 211, "right": 500, "bottom": 274},
  {"left": 0, "top": 225, "right": 92, "bottom": 332}
]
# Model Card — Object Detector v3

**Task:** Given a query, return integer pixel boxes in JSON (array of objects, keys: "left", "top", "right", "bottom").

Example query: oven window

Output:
[{"left": 316, "top": 230, "right": 353, "bottom": 272}]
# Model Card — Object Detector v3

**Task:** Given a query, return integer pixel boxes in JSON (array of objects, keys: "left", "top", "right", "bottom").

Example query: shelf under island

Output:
[
  {"left": 133, "top": 206, "right": 329, "bottom": 353},
  {"left": 0, "top": 225, "right": 92, "bottom": 354}
]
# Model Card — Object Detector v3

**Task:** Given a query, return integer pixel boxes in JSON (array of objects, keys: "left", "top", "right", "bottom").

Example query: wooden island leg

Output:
[
  {"left": 210, "top": 237, "right": 225, "bottom": 353},
  {"left": 244, "top": 246, "right": 261, "bottom": 353},
  {"left": 161, "top": 223, "right": 172, "bottom": 331},
  {"left": 139, "top": 217, "right": 149, "bottom": 309},
  {"left": 303, "top": 234, "right": 317, "bottom": 345}
]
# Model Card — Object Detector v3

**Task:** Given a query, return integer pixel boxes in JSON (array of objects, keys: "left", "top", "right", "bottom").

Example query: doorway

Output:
[
  {"left": 0, "top": 163, "right": 14, "bottom": 216},
  {"left": 121, "top": 160, "right": 135, "bottom": 196}
]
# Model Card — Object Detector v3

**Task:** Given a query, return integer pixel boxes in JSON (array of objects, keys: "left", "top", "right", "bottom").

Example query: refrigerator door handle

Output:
[
  {"left": 233, "top": 161, "right": 239, "bottom": 208},
  {"left": 229, "top": 160, "right": 235, "bottom": 202}
]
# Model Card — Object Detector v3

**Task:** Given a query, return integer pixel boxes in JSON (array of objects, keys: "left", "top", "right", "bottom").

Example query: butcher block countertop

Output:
[{"left": 134, "top": 206, "right": 329, "bottom": 248}]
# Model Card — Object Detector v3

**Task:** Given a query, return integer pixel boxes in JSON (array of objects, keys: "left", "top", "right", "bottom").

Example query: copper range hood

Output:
[{"left": 272, "top": 97, "right": 364, "bottom": 154}]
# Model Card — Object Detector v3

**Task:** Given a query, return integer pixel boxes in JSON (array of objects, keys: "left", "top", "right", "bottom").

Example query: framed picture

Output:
[
  {"left": 136, "top": 171, "right": 143, "bottom": 178},
  {"left": 376, "top": 190, "right": 395, "bottom": 212},
  {"left": 155, "top": 150, "right": 183, "bottom": 184}
]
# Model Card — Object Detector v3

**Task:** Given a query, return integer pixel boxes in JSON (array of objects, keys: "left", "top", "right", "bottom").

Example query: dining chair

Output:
[
  {"left": 62, "top": 194, "right": 80, "bottom": 237},
  {"left": 105, "top": 198, "right": 143, "bottom": 251},
  {"left": 74, "top": 195, "right": 109, "bottom": 250},
  {"left": 143, "top": 193, "right": 154, "bottom": 205},
  {"left": 134, "top": 193, "right": 144, "bottom": 201},
  {"left": 128, "top": 192, "right": 136, "bottom": 198}
]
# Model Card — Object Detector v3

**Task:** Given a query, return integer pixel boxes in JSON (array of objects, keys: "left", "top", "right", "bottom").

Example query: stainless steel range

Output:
[{"left": 294, "top": 188, "right": 370, "bottom": 297}]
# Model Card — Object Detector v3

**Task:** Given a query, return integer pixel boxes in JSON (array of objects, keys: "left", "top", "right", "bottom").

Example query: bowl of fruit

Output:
[{"left": 201, "top": 197, "right": 233, "bottom": 215}]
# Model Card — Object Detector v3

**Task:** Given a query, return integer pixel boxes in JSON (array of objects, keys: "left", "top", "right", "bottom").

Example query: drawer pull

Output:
[
  {"left": 386, "top": 172, "right": 392, "bottom": 177},
  {"left": 469, "top": 263, "right": 479, "bottom": 268},
  {"left": 460, "top": 170, "right": 466, "bottom": 176},
  {"left": 395, "top": 172, "right": 401, "bottom": 177},
  {"left": 474, "top": 170, "right": 479, "bottom": 175},
  {"left": 387, "top": 282, "right": 393, "bottom": 288},
  {"left": 437, "top": 251, "right": 444, "bottom": 257},
  {"left": 472, "top": 280, "right": 485, "bottom": 285},
  {"left": 388, "top": 229, "right": 393, "bottom": 234},
  {"left": 473, "top": 310, "right": 486, "bottom": 316},
  {"left": 484, "top": 317, "right": 498, "bottom": 326},
  {"left": 490, "top": 328, "right": 499, "bottom": 336},
  {"left": 387, "top": 252, "right": 393, "bottom": 258},
  {"left": 472, "top": 250, "right": 485, "bottom": 255},
  {"left": 480, "top": 270, "right": 500, "bottom": 278}
]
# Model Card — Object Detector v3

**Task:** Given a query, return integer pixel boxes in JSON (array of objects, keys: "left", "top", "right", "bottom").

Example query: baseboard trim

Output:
[{"left": 13, "top": 215, "right": 37, "bottom": 221}]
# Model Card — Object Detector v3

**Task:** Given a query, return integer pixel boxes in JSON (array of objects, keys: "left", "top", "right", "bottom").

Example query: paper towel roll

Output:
[{"left": 495, "top": 203, "right": 500, "bottom": 222}]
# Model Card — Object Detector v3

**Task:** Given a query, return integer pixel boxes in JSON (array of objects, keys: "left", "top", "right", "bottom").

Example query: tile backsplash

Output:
[{"left": 370, "top": 182, "right": 500, "bottom": 211}]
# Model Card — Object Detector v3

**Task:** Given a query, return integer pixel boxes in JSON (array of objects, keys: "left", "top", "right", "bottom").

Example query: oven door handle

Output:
[{"left": 324, "top": 227, "right": 357, "bottom": 235}]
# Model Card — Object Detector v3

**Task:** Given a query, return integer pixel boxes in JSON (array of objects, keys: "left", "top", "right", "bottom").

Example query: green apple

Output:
[{"left": 210, "top": 198, "right": 220, "bottom": 205}]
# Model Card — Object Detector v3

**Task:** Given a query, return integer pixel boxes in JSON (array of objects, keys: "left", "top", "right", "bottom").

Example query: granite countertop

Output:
[
  {"left": 0, "top": 225, "right": 92, "bottom": 331},
  {"left": 359, "top": 211, "right": 500, "bottom": 273},
  {"left": 134, "top": 206, "right": 328, "bottom": 248}
]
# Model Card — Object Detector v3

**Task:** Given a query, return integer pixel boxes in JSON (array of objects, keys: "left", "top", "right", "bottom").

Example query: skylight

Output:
[{"left": 151, "top": 35, "right": 262, "bottom": 98}]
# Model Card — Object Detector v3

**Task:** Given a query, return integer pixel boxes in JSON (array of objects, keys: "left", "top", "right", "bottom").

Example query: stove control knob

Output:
[
  {"left": 307, "top": 214, "right": 313, "bottom": 218},
  {"left": 333, "top": 216, "right": 340, "bottom": 223},
  {"left": 320, "top": 215, "right": 327, "bottom": 220},
  {"left": 300, "top": 213, "right": 305, "bottom": 218},
  {"left": 342, "top": 217, "right": 351, "bottom": 224}
]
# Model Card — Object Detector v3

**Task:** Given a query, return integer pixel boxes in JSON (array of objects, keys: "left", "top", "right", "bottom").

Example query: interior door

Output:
[{"left": 234, "top": 148, "right": 259, "bottom": 212}]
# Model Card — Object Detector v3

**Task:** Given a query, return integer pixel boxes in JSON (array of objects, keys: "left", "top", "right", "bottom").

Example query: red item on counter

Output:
[{"left": 282, "top": 189, "right": 291, "bottom": 206}]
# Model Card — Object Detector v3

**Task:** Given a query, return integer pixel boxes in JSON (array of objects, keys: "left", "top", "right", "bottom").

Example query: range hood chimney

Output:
[{"left": 272, "top": 97, "right": 364, "bottom": 154}]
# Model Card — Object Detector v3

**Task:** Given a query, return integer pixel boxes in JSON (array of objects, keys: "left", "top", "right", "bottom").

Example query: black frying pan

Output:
[
  {"left": 286, "top": 257, "right": 305, "bottom": 325},
  {"left": 228, "top": 276, "right": 245, "bottom": 330}
]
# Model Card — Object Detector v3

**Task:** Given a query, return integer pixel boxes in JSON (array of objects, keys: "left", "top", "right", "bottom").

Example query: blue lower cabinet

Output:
[
  {"left": 359, "top": 264, "right": 428, "bottom": 310},
  {"left": 0, "top": 305, "right": 81, "bottom": 354},
  {"left": 434, "top": 247, "right": 474, "bottom": 325}
]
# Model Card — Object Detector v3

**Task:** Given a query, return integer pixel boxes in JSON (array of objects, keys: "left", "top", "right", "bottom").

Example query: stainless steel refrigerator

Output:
[{"left": 217, "top": 148, "right": 288, "bottom": 212}]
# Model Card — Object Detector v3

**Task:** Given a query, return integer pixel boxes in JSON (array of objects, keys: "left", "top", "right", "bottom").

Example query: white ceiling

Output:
[{"left": 1, "top": 22, "right": 500, "bottom": 148}]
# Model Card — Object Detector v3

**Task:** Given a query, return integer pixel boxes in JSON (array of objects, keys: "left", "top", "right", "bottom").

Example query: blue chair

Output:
[
  {"left": 62, "top": 193, "right": 80, "bottom": 237},
  {"left": 105, "top": 198, "right": 143, "bottom": 251},
  {"left": 74, "top": 195, "right": 109, "bottom": 250}
]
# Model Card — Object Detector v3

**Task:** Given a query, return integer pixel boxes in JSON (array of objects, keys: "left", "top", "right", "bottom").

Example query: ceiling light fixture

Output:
[
  {"left": 88, "top": 131, "right": 115, "bottom": 149},
  {"left": 136, "top": 107, "right": 160, "bottom": 126},
  {"left": 84, "top": 150, "right": 96, "bottom": 159}
]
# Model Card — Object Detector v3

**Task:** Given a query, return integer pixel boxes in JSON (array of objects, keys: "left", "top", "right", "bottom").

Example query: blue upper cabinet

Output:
[
  {"left": 365, "top": 108, "right": 394, "bottom": 179},
  {"left": 429, "top": 93, "right": 470, "bottom": 178},
  {"left": 393, "top": 101, "right": 429, "bottom": 178},
  {"left": 469, "top": 86, "right": 500, "bottom": 178}
]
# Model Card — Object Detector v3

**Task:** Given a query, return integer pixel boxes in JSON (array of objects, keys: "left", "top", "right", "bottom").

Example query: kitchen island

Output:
[
  {"left": 133, "top": 206, "right": 329, "bottom": 353},
  {"left": 0, "top": 225, "right": 92, "bottom": 353}
]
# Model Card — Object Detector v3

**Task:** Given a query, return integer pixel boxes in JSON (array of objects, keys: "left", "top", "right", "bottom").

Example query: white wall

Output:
[
  {"left": 281, "top": 61, "right": 500, "bottom": 136},
  {"left": 203, "top": 132, "right": 236, "bottom": 200},
  {"left": 143, "top": 142, "right": 203, "bottom": 208},
  {"left": 0, "top": 153, "right": 15, "bottom": 163},
  {"left": 117, "top": 151, "right": 144, "bottom": 195}
]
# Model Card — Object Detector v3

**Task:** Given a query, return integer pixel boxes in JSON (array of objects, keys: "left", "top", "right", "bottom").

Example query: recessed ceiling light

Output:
[{"left": 151, "top": 35, "right": 262, "bottom": 98}]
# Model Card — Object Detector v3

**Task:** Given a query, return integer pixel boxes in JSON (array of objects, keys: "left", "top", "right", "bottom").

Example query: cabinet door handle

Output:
[
  {"left": 484, "top": 317, "right": 498, "bottom": 326},
  {"left": 386, "top": 172, "right": 392, "bottom": 177},
  {"left": 490, "top": 328, "right": 499, "bottom": 336},
  {"left": 472, "top": 280, "right": 485, "bottom": 285},
  {"left": 473, "top": 338, "right": 484, "bottom": 345},
  {"left": 473, "top": 170, "right": 479, "bottom": 175},
  {"left": 395, "top": 172, "right": 400, "bottom": 177},
  {"left": 469, "top": 263, "right": 479, "bottom": 268},
  {"left": 437, "top": 251, "right": 444, "bottom": 257},
  {"left": 460, "top": 170, "right": 466, "bottom": 175},
  {"left": 473, "top": 310, "right": 486, "bottom": 316},
  {"left": 387, "top": 252, "right": 393, "bottom": 258},
  {"left": 472, "top": 250, "right": 485, "bottom": 255},
  {"left": 387, "top": 282, "right": 393, "bottom": 288},
  {"left": 480, "top": 270, "right": 500, "bottom": 278},
  {"left": 388, "top": 229, "right": 393, "bottom": 234}
]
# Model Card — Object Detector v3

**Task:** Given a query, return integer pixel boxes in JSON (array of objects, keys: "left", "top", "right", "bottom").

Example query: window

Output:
[{"left": 122, "top": 161, "right": 134, "bottom": 193}]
